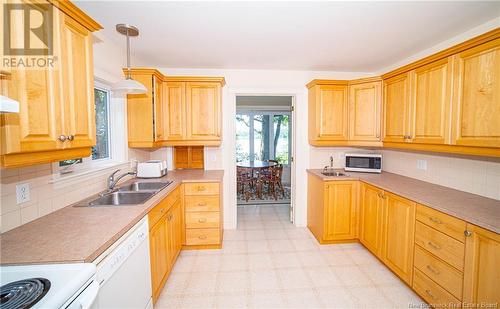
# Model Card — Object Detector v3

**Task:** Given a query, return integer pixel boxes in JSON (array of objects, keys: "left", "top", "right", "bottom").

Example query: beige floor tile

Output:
[
  {"left": 332, "top": 265, "right": 374, "bottom": 287},
  {"left": 250, "top": 292, "right": 287, "bottom": 308},
  {"left": 215, "top": 292, "right": 250, "bottom": 309},
  {"left": 321, "top": 250, "right": 356, "bottom": 267},
  {"left": 277, "top": 268, "right": 312, "bottom": 290},
  {"left": 271, "top": 252, "right": 302, "bottom": 269},
  {"left": 291, "top": 238, "right": 319, "bottom": 251},
  {"left": 216, "top": 271, "right": 250, "bottom": 293},
  {"left": 245, "top": 229, "right": 267, "bottom": 240},
  {"left": 249, "top": 269, "right": 281, "bottom": 292},
  {"left": 305, "top": 266, "right": 342, "bottom": 288},
  {"left": 282, "top": 289, "right": 323, "bottom": 308},
  {"left": 316, "top": 287, "right": 357, "bottom": 308},
  {"left": 379, "top": 285, "right": 424, "bottom": 308},
  {"left": 248, "top": 253, "right": 275, "bottom": 270},
  {"left": 247, "top": 239, "right": 271, "bottom": 253},
  {"left": 269, "top": 239, "right": 296, "bottom": 253},
  {"left": 349, "top": 286, "right": 395, "bottom": 308},
  {"left": 185, "top": 272, "right": 218, "bottom": 294},
  {"left": 221, "top": 240, "right": 248, "bottom": 254},
  {"left": 297, "top": 251, "right": 329, "bottom": 267},
  {"left": 265, "top": 228, "right": 289, "bottom": 240},
  {"left": 193, "top": 255, "right": 222, "bottom": 272},
  {"left": 219, "top": 254, "right": 249, "bottom": 272},
  {"left": 161, "top": 272, "right": 190, "bottom": 295},
  {"left": 178, "top": 294, "right": 216, "bottom": 309}
]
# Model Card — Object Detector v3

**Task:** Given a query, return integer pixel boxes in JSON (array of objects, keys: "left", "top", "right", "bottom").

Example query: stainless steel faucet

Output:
[
  {"left": 107, "top": 169, "right": 137, "bottom": 191},
  {"left": 330, "top": 156, "right": 334, "bottom": 168}
]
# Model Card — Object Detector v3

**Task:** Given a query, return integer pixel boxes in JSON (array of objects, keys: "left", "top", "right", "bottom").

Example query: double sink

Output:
[{"left": 81, "top": 181, "right": 173, "bottom": 207}]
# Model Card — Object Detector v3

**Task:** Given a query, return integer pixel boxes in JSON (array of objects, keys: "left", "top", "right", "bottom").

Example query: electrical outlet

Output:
[
  {"left": 211, "top": 154, "right": 217, "bottom": 162},
  {"left": 16, "top": 183, "right": 30, "bottom": 204},
  {"left": 417, "top": 159, "right": 427, "bottom": 171}
]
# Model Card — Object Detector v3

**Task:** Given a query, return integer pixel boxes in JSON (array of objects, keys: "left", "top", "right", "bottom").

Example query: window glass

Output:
[
  {"left": 236, "top": 114, "right": 250, "bottom": 163},
  {"left": 92, "top": 88, "right": 110, "bottom": 160}
]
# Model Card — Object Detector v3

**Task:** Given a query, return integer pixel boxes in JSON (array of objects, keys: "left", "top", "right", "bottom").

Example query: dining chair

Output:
[
  {"left": 268, "top": 164, "right": 285, "bottom": 200},
  {"left": 237, "top": 166, "right": 253, "bottom": 201}
]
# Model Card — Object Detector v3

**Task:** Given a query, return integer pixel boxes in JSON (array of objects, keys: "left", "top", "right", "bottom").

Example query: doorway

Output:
[{"left": 235, "top": 96, "right": 294, "bottom": 223}]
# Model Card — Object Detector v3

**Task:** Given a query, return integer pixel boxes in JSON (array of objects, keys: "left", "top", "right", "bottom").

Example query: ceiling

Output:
[{"left": 76, "top": 1, "right": 500, "bottom": 72}]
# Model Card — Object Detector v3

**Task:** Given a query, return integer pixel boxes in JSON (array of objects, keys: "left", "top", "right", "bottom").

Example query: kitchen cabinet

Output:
[
  {"left": 307, "top": 80, "right": 349, "bottom": 145},
  {"left": 383, "top": 73, "right": 411, "bottom": 143},
  {"left": 185, "top": 82, "right": 222, "bottom": 142},
  {"left": 174, "top": 146, "right": 204, "bottom": 169},
  {"left": 0, "top": 3, "right": 101, "bottom": 167},
  {"left": 348, "top": 78, "right": 382, "bottom": 143},
  {"left": 381, "top": 191, "right": 416, "bottom": 285},
  {"left": 149, "top": 213, "right": 168, "bottom": 301},
  {"left": 183, "top": 182, "right": 222, "bottom": 248},
  {"left": 410, "top": 58, "right": 452, "bottom": 145},
  {"left": 163, "top": 81, "right": 186, "bottom": 141},
  {"left": 307, "top": 174, "right": 358, "bottom": 243},
  {"left": 462, "top": 224, "right": 500, "bottom": 306},
  {"left": 165, "top": 199, "right": 182, "bottom": 268},
  {"left": 359, "top": 182, "right": 384, "bottom": 257},
  {"left": 451, "top": 38, "right": 500, "bottom": 148},
  {"left": 125, "top": 69, "right": 165, "bottom": 148}
]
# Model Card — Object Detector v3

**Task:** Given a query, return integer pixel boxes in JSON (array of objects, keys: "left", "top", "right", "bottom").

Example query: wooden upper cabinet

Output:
[
  {"left": 323, "top": 181, "right": 358, "bottom": 241},
  {"left": 452, "top": 38, "right": 500, "bottom": 148},
  {"left": 382, "top": 191, "right": 416, "bottom": 285},
  {"left": 308, "top": 81, "right": 349, "bottom": 145},
  {"left": 59, "top": 12, "right": 95, "bottom": 149},
  {"left": 410, "top": 58, "right": 452, "bottom": 145},
  {"left": 164, "top": 81, "right": 186, "bottom": 141},
  {"left": 348, "top": 79, "right": 382, "bottom": 142},
  {"left": 1, "top": 2, "right": 101, "bottom": 167},
  {"left": 185, "top": 82, "right": 221, "bottom": 142},
  {"left": 383, "top": 73, "right": 411, "bottom": 143},
  {"left": 154, "top": 76, "right": 165, "bottom": 141},
  {"left": 359, "top": 182, "right": 384, "bottom": 257},
  {"left": 462, "top": 224, "right": 500, "bottom": 305}
]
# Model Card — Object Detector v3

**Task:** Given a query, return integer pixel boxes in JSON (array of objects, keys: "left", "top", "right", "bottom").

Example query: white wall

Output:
[{"left": 156, "top": 68, "right": 373, "bottom": 229}]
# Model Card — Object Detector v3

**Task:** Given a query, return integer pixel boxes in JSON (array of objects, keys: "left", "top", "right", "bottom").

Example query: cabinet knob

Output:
[
  {"left": 376, "top": 134, "right": 380, "bottom": 139},
  {"left": 58, "top": 135, "right": 67, "bottom": 142},
  {"left": 67, "top": 134, "right": 74, "bottom": 141},
  {"left": 198, "top": 218, "right": 207, "bottom": 223},
  {"left": 425, "top": 289, "right": 436, "bottom": 300},
  {"left": 198, "top": 235, "right": 207, "bottom": 240},
  {"left": 464, "top": 230, "right": 472, "bottom": 237}
]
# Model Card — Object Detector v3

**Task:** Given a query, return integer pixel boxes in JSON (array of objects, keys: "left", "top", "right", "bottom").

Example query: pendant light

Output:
[{"left": 112, "top": 24, "right": 147, "bottom": 95}]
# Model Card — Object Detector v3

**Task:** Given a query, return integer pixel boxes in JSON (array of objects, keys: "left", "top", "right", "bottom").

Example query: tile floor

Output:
[{"left": 155, "top": 205, "right": 424, "bottom": 308}]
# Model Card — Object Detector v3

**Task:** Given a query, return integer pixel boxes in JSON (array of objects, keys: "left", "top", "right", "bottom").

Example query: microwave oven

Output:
[{"left": 345, "top": 153, "right": 382, "bottom": 173}]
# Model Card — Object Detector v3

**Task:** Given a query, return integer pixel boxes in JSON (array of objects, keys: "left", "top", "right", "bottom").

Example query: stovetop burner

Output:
[{"left": 0, "top": 278, "right": 50, "bottom": 309}]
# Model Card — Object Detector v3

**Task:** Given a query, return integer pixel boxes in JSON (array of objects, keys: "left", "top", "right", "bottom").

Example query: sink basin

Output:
[
  {"left": 87, "top": 192, "right": 154, "bottom": 206},
  {"left": 321, "top": 171, "right": 347, "bottom": 177},
  {"left": 118, "top": 181, "right": 172, "bottom": 192}
]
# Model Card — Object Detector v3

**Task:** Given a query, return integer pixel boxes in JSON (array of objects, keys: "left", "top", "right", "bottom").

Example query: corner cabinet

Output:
[
  {"left": 1, "top": 3, "right": 101, "bottom": 167},
  {"left": 383, "top": 73, "right": 411, "bottom": 143},
  {"left": 125, "top": 72, "right": 225, "bottom": 148}
]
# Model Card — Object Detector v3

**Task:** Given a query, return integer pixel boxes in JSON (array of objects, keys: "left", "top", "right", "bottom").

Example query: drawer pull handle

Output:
[
  {"left": 429, "top": 217, "right": 442, "bottom": 224},
  {"left": 198, "top": 235, "right": 207, "bottom": 240},
  {"left": 198, "top": 218, "right": 207, "bottom": 223},
  {"left": 464, "top": 230, "right": 472, "bottom": 237},
  {"left": 427, "top": 241, "right": 441, "bottom": 250},
  {"left": 197, "top": 186, "right": 206, "bottom": 191},
  {"left": 425, "top": 289, "right": 436, "bottom": 300},
  {"left": 160, "top": 208, "right": 165, "bottom": 213},
  {"left": 426, "top": 265, "right": 440, "bottom": 275},
  {"left": 198, "top": 202, "right": 207, "bottom": 206}
]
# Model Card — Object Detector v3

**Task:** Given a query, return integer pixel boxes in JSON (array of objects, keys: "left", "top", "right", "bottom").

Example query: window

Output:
[
  {"left": 236, "top": 111, "right": 291, "bottom": 165},
  {"left": 92, "top": 87, "right": 110, "bottom": 160}
]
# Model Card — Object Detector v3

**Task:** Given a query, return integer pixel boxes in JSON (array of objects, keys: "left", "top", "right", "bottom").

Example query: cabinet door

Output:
[
  {"left": 359, "top": 183, "right": 384, "bottom": 256},
  {"left": 324, "top": 181, "right": 357, "bottom": 240},
  {"left": 164, "top": 82, "right": 186, "bottom": 141},
  {"left": 165, "top": 208, "right": 176, "bottom": 269},
  {"left": 411, "top": 58, "right": 452, "bottom": 145},
  {"left": 313, "top": 85, "right": 348, "bottom": 141},
  {"left": 383, "top": 73, "right": 411, "bottom": 143},
  {"left": 173, "top": 200, "right": 183, "bottom": 255},
  {"left": 149, "top": 218, "right": 168, "bottom": 299},
  {"left": 452, "top": 38, "right": 500, "bottom": 148},
  {"left": 382, "top": 192, "right": 416, "bottom": 284},
  {"left": 1, "top": 11, "right": 62, "bottom": 154},
  {"left": 153, "top": 76, "right": 164, "bottom": 141},
  {"left": 186, "top": 82, "right": 221, "bottom": 141},
  {"left": 59, "top": 12, "right": 95, "bottom": 148},
  {"left": 349, "top": 81, "right": 382, "bottom": 141},
  {"left": 463, "top": 224, "right": 500, "bottom": 305}
]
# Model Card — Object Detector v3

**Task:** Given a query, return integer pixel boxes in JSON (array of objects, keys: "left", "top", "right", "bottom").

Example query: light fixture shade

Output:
[
  {"left": 111, "top": 78, "right": 147, "bottom": 95},
  {"left": 0, "top": 95, "right": 20, "bottom": 113}
]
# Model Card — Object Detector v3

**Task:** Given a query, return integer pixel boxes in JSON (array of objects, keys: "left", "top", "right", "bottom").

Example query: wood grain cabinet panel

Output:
[
  {"left": 416, "top": 204, "right": 467, "bottom": 242},
  {"left": 383, "top": 73, "right": 411, "bottom": 143},
  {"left": 149, "top": 215, "right": 168, "bottom": 301},
  {"left": 359, "top": 182, "right": 384, "bottom": 257},
  {"left": 463, "top": 224, "right": 500, "bottom": 306},
  {"left": 324, "top": 181, "right": 358, "bottom": 241},
  {"left": 348, "top": 80, "right": 382, "bottom": 142},
  {"left": 410, "top": 58, "right": 452, "bottom": 145},
  {"left": 413, "top": 268, "right": 461, "bottom": 307},
  {"left": 163, "top": 81, "right": 186, "bottom": 141},
  {"left": 381, "top": 191, "right": 416, "bottom": 285},
  {"left": 452, "top": 38, "right": 500, "bottom": 148},
  {"left": 186, "top": 82, "right": 221, "bottom": 141}
]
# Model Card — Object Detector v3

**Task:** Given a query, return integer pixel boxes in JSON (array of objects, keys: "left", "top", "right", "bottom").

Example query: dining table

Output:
[{"left": 236, "top": 160, "right": 277, "bottom": 169}]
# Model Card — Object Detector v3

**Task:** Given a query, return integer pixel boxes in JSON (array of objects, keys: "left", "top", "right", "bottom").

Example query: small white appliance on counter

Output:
[
  {"left": 345, "top": 153, "right": 382, "bottom": 173},
  {"left": 91, "top": 217, "right": 152, "bottom": 309},
  {"left": 136, "top": 160, "right": 167, "bottom": 178},
  {"left": 0, "top": 263, "right": 99, "bottom": 309}
]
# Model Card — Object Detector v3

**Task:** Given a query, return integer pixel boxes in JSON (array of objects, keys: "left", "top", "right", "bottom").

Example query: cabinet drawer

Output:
[
  {"left": 414, "top": 245, "right": 463, "bottom": 299},
  {"left": 186, "top": 212, "right": 220, "bottom": 229},
  {"left": 148, "top": 187, "right": 180, "bottom": 228},
  {"left": 416, "top": 204, "right": 466, "bottom": 242},
  {"left": 413, "top": 268, "right": 461, "bottom": 308},
  {"left": 184, "top": 182, "right": 220, "bottom": 195},
  {"left": 185, "top": 228, "right": 220, "bottom": 245},
  {"left": 185, "top": 196, "right": 220, "bottom": 212},
  {"left": 415, "top": 222, "right": 465, "bottom": 270}
]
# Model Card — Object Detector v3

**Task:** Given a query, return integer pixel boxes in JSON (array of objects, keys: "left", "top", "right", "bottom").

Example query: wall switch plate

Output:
[
  {"left": 16, "top": 183, "right": 30, "bottom": 204},
  {"left": 417, "top": 159, "right": 427, "bottom": 171}
]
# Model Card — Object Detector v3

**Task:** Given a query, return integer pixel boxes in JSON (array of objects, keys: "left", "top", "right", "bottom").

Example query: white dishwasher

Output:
[{"left": 91, "top": 217, "right": 152, "bottom": 309}]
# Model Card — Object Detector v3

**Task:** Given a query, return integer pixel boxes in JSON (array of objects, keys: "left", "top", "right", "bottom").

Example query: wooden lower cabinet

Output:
[
  {"left": 462, "top": 224, "right": 500, "bottom": 306},
  {"left": 359, "top": 183, "right": 384, "bottom": 256},
  {"left": 148, "top": 189, "right": 182, "bottom": 303}
]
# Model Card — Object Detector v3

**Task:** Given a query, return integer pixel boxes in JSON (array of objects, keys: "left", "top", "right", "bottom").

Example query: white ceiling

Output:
[{"left": 77, "top": 1, "right": 500, "bottom": 72}]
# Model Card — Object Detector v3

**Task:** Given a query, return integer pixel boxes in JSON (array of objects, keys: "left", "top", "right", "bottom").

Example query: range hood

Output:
[{"left": 0, "top": 95, "right": 20, "bottom": 113}]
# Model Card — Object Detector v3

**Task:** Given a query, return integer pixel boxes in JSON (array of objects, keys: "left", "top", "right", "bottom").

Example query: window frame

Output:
[{"left": 92, "top": 85, "right": 112, "bottom": 162}]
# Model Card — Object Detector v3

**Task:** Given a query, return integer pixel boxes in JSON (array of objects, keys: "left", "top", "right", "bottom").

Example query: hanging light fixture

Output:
[{"left": 112, "top": 24, "right": 147, "bottom": 95}]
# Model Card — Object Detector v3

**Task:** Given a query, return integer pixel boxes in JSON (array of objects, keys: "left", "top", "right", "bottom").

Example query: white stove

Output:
[{"left": 0, "top": 263, "right": 98, "bottom": 309}]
